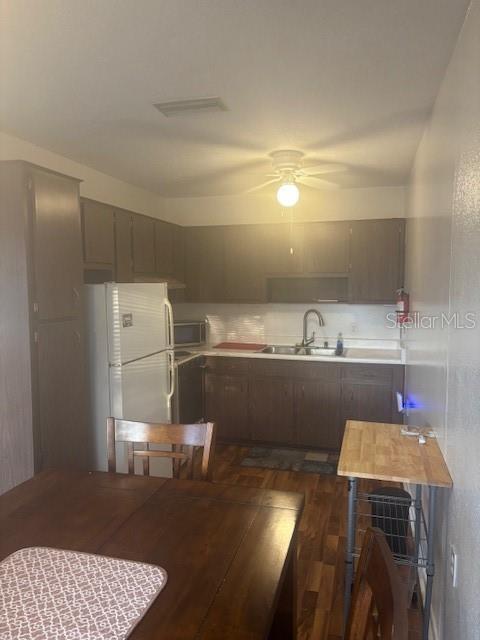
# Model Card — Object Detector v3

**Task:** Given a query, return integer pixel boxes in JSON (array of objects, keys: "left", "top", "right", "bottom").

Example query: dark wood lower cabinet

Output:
[
  {"left": 204, "top": 372, "right": 249, "bottom": 441},
  {"left": 294, "top": 380, "right": 341, "bottom": 449},
  {"left": 341, "top": 382, "right": 393, "bottom": 425},
  {"left": 250, "top": 377, "right": 294, "bottom": 444},
  {"left": 36, "top": 320, "right": 90, "bottom": 471},
  {"left": 204, "top": 357, "right": 404, "bottom": 451},
  {"left": 175, "top": 357, "right": 204, "bottom": 424}
]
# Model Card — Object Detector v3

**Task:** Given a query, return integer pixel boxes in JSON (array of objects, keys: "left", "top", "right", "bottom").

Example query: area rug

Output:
[{"left": 240, "top": 447, "right": 338, "bottom": 475}]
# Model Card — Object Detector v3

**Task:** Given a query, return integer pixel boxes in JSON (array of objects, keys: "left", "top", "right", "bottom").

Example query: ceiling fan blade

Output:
[
  {"left": 245, "top": 177, "right": 280, "bottom": 193},
  {"left": 298, "top": 175, "right": 340, "bottom": 190},
  {"left": 302, "top": 163, "right": 348, "bottom": 176}
]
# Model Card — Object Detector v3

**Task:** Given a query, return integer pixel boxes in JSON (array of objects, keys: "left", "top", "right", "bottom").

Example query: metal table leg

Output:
[
  {"left": 414, "top": 483, "right": 422, "bottom": 564},
  {"left": 423, "top": 485, "right": 437, "bottom": 640},
  {"left": 343, "top": 476, "right": 357, "bottom": 633}
]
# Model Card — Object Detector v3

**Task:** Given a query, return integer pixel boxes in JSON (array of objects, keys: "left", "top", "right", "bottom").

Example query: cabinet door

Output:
[
  {"left": 31, "top": 169, "right": 83, "bottom": 320},
  {"left": 294, "top": 380, "right": 341, "bottom": 449},
  {"left": 155, "top": 220, "right": 174, "bottom": 276},
  {"left": 177, "top": 359, "right": 204, "bottom": 424},
  {"left": 36, "top": 320, "right": 90, "bottom": 471},
  {"left": 223, "top": 225, "right": 265, "bottom": 302},
  {"left": 341, "top": 382, "right": 393, "bottom": 425},
  {"left": 185, "top": 227, "right": 225, "bottom": 302},
  {"left": 132, "top": 215, "right": 156, "bottom": 273},
  {"left": 173, "top": 225, "right": 185, "bottom": 281},
  {"left": 262, "top": 223, "right": 304, "bottom": 275},
  {"left": 349, "top": 219, "right": 405, "bottom": 303},
  {"left": 204, "top": 373, "right": 249, "bottom": 441},
  {"left": 303, "top": 221, "right": 349, "bottom": 273},
  {"left": 114, "top": 210, "right": 133, "bottom": 282},
  {"left": 81, "top": 199, "right": 115, "bottom": 265},
  {"left": 250, "top": 377, "right": 294, "bottom": 444}
]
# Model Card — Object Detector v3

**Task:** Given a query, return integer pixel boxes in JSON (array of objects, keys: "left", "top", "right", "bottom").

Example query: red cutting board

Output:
[{"left": 214, "top": 342, "right": 266, "bottom": 351}]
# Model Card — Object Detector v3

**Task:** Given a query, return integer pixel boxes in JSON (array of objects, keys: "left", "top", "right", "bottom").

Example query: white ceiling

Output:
[{"left": 0, "top": 0, "right": 469, "bottom": 198}]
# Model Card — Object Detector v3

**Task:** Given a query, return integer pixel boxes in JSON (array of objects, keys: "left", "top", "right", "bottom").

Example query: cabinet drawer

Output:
[
  {"left": 341, "top": 363, "right": 393, "bottom": 385},
  {"left": 290, "top": 361, "right": 341, "bottom": 382},
  {"left": 249, "top": 358, "right": 341, "bottom": 381},
  {"left": 205, "top": 356, "right": 250, "bottom": 375},
  {"left": 249, "top": 358, "right": 295, "bottom": 378}
]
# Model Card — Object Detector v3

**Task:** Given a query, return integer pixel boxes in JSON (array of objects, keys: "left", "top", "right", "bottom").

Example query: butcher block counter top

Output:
[{"left": 337, "top": 420, "right": 453, "bottom": 488}]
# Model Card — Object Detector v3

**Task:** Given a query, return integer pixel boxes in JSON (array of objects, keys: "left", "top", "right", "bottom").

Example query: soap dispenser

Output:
[{"left": 335, "top": 332, "right": 344, "bottom": 356}]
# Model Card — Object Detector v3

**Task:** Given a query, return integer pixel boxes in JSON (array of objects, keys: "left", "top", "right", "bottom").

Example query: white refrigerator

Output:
[{"left": 85, "top": 283, "right": 175, "bottom": 476}]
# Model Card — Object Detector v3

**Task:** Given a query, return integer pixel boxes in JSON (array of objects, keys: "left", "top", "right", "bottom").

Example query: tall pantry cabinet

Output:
[{"left": 0, "top": 161, "right": 90, "bottom": 493}]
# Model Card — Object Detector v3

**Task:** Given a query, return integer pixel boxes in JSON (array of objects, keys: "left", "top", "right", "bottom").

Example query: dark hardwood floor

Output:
[{"left": 201, "top": 444, "right": 422, "bottom": 640}]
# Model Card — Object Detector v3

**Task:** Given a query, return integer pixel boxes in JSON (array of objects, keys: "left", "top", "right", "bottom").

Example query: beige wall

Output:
[
  {"left": 0, "top": 130, "right": 405, "bottom": 225},
  {"left": 405, "top": 1, "right": 480, "bottom": 638},
  {"left": 0, "top": 130, "right": 167, "bottom": 219},
  {"left": 163, "top": 185, "right": 405, "bottom": 226}
]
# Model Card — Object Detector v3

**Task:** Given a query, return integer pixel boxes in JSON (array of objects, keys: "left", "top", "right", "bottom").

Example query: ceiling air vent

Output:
[{"left": 153, "top": 96, "right": 227, "bottom": 117}]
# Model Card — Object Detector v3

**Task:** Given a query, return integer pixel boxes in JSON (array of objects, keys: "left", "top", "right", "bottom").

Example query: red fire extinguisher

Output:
[{"left": 396, "top": 287, "right": 410, "bottom": 325}]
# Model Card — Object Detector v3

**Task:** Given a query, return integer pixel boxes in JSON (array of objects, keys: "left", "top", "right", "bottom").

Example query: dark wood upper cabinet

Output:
[
  {"left": 303, "top": 221, "right": 350, "bottom": 273},
  {"left": 81, "top": 199, "right": 115, "bottom": 266},
  {"left": 31, "top": 168, "right": 83, "bottom": 321},
  {"left": 80, "top": 207, "right": 406, "bottom": 302},
  {"left": 185, "top": 226, "right": 225, "bottom": 302},
  {"left": 132, "top": 214, "right": 156, "bottom": 274},
  {"left": 114, "top": 209, "right": 133, "bottom": 282},
  {"left": 180, "top": 219, "right": 405, "bottom": 304},
  {"left": 267, "top": 275, "right": 349, "bottom": 304},
  {"left": 79, "top": 200, "right": 181, "bottom": 283},
  {"left": 262, "top": 223, "right": 304, "bottom": 275},
  {"left": 155, "top": 220, "right": 174, "bottom": 276},
  {"left": 349, "top": 219, "right": 405, "bottom": 303},
  {"left": 173, "top": 225, "right": 185, "bottom": 282},
  {"left": 223, "top": 225, "right": 265, "bottom": 302}
]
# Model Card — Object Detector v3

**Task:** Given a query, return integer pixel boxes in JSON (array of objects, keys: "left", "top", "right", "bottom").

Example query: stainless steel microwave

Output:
[{"left": 173, "top": 320, "right": 207, "bottom": 347}]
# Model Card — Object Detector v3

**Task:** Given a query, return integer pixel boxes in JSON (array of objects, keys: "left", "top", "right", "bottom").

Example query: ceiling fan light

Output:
[{"left": 277, "top": 182, "right": 299, "bottom": 207}]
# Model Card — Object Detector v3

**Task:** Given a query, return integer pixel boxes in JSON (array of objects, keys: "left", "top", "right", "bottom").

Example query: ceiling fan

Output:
[{"left": 247, "top": 149, "right": 347, "bottom": 206}]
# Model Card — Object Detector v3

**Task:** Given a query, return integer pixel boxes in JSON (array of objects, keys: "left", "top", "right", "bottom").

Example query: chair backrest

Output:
[
  {"left": 345, "top": 527, "right": 408, "bottom": 640},
  {"left": 107, "top": 418, "right": 216, "bottom": 481}
]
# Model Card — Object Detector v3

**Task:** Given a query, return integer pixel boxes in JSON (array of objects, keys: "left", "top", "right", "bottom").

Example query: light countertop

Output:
[{"left": 175, "top": 345, "right": 404, "bottom": 366}]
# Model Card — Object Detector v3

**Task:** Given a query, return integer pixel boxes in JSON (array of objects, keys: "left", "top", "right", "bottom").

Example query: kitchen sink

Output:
[
  {"left": 261, "top": 345, "right": 299, "bottom": 355},
  {"left": 261, "top": 345, "right": 346, "bottom": 357},
  {"left": 303, "top": 346, "right": 338, "bottom": 356}
]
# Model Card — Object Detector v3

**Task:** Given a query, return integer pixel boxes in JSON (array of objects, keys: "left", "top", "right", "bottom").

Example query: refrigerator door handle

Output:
[
  {"left": 165, "top": 299, "right": 175, "bottom": 349},
  {"left": 167, "top": 350, "right": 175, "bottom": 402}
]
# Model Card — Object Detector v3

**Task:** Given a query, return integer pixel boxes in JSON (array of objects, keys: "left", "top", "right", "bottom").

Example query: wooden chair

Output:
[
  {"left": 345, "top": 527, "right": 408, "bottom": 640},
  {"left": 107, "top": 418, "right": 217, "bottom": 481}
]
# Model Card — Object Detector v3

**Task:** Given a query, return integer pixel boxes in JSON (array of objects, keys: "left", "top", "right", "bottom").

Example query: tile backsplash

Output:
[{"left": 173, "top": 303, "right": 400, "bottom": 349}]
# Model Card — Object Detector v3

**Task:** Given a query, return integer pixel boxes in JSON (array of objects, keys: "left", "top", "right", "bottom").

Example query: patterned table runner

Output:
[{"left": 0, "top": 547, "right": 168, "bottom": 639}]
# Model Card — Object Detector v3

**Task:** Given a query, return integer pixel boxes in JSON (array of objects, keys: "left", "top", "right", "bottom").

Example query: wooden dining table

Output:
[{"left": 0, "top": 470, "right": 304, "bottom": 639}]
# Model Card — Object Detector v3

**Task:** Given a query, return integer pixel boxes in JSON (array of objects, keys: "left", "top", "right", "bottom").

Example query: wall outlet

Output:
[
  {"left": 450, "top": 545, "right": 458, "bottom": 588},
  {"left": 350, "top": 322, "right": 358, "bottom": 334}
]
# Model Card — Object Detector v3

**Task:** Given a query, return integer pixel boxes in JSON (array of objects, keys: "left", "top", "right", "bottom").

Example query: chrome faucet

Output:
[{"left": 300, "top": 309, "right": 325, "bottom": 348}]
